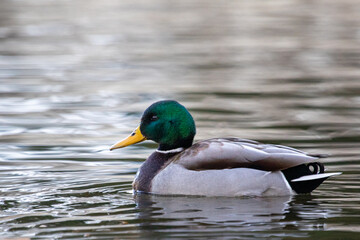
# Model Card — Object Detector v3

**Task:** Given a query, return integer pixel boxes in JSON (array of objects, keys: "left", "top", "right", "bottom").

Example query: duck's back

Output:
[
  {"left": 138, "top": 138, "right": 341, "bottom": 196},
  {"left": 173, "top": 138, "right": 319, "bottom": 171}
]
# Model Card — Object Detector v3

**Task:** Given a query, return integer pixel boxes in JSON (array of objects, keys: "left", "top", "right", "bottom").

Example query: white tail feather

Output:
[{"left": 291, "top": 172, "right": 342, "bottom": 182}]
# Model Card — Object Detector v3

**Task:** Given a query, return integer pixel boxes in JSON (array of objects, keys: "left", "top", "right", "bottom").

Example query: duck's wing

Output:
[{"left": 174, "top": 138, "right": 319, "bottom": 171}]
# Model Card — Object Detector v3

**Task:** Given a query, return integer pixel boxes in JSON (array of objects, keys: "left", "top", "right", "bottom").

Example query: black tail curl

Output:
[{"left": 281, "top": 162, "right": 326, "bottom": 194}]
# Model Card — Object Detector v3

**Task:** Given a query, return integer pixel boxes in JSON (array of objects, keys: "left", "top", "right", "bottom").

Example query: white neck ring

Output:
[{"left": 156, "top": 147, "right": 184, "bottom": 154}]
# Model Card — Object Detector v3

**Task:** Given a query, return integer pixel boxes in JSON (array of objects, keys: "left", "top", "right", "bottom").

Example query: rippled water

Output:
[{"left": 1, "top": 0, "right": 360, "bottom": 239}]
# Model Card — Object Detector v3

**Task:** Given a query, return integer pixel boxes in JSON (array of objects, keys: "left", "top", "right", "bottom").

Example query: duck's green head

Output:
[{"left": 110, "top": 100, "right": 196, "bottom": 151}]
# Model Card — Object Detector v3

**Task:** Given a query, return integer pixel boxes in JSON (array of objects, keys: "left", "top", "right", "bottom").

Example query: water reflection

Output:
[
  {"left": 136, "top": 194, "right": 292, "bottom": 225},
  {"left": 134, "top": 194, "right": 342, "bottom": 238}
]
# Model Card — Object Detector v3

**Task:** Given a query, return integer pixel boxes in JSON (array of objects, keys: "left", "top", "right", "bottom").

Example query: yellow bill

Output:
[{"left": 110, "top": 126, "right": 146, "bottom": 151}]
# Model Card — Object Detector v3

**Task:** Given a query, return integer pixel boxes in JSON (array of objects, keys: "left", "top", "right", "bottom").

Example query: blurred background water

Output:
[{"left": 0, "top": 0, "right": 360, "bottom": 239}]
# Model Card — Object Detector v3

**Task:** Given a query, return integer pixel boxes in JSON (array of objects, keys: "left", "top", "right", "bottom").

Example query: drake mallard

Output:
[{"left": 110, "top": 100, "right": 341, "bottom": 197}]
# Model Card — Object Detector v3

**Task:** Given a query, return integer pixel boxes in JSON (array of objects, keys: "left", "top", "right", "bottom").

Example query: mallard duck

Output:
[{"left": 110, "top": 100, "right": 341, "bottom": 197}]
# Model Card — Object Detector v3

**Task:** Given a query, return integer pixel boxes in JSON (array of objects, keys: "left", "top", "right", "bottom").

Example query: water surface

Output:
[{"left": 1, "top": 0, "right": 360, "bottom": 239}]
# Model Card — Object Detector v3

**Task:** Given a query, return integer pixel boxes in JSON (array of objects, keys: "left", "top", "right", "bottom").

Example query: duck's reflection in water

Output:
[
  {"left": 134, "top": 194, "right": 291, "bottom": 229},
  {"left": 133, "top": 193, "right": 342, "bottom": 238}
]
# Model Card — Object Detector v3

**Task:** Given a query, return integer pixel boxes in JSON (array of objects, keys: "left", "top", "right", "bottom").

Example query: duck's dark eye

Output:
[{"left": 150, "top": 115, "right": 158, "bottom": 121}]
